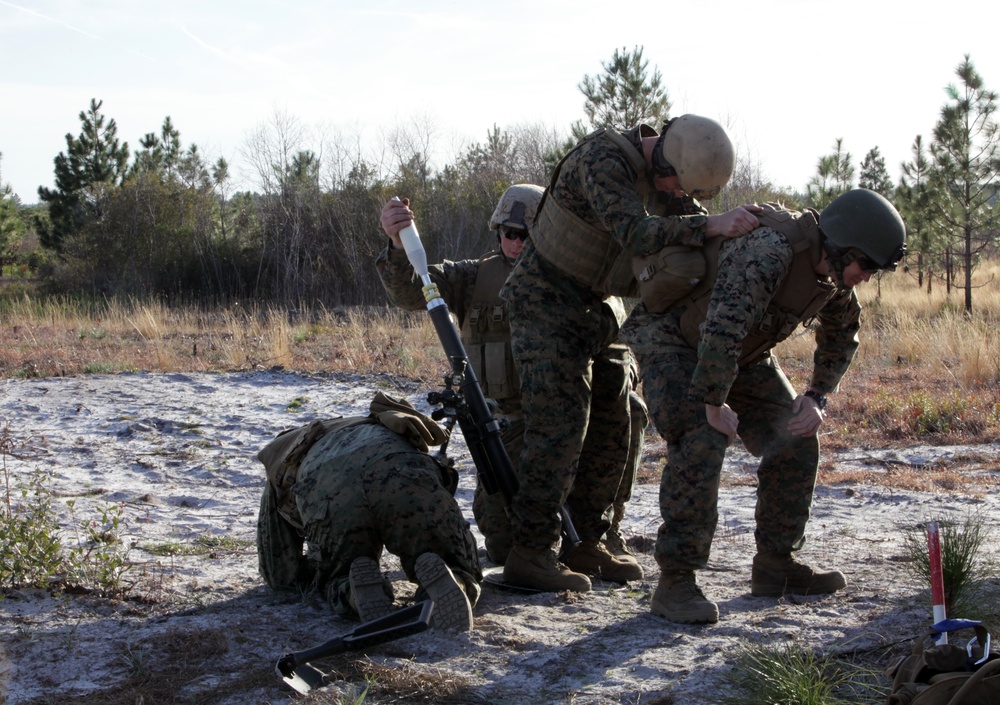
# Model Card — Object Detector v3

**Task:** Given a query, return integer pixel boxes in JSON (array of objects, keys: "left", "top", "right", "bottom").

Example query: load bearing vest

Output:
[
  {"left": 679, "top": 204, "right": 839, "bottom": 366},
  {"left": 460, "top": 252, "right": 519, "bottom": 403},
  {"left": 531, "top": 126, "right": 666, "bottom": 298}
]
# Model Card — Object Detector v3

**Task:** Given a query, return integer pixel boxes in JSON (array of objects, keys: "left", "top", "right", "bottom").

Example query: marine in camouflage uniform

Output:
[
  {"left": 376, "top": 186, "right": 537, "bottom": 566},
  {"left": 620, "top": 190, "right": 907, "bottom": 624},
  {"left": 377, "top": 187, "right": 648, "bottom": 569},
  {"left": 501, "top": 116, "right": 757, "bottom": 592},
  {"left": 256, "top": 394, "right": 482, "bottom": 631}
]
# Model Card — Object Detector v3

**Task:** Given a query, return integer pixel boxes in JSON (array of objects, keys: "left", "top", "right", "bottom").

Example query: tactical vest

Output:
[
  {"left": 460, "top": 252, "right": 519, "bottom": 403},
  {"left": 532, "top": 127, "right": 665, "bottom": 298},
  {"left": 258, "top": 417, "right": 376, "bottom": 530},
  {"left": 679, "top": 204, "right": 838, "bottom": 367}
]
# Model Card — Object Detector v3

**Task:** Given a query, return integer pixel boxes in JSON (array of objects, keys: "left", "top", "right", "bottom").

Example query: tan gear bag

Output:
[
  {"left": 368, "top": 391, "right": 448, "bottom": 452},
  {"left": 885, "top": 621, "right": 1000, "bottom": 705}
]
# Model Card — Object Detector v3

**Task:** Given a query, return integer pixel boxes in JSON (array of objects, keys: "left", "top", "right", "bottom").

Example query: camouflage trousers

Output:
[
  {"left": 473, "top": 389, "right": 648, "bottom": 563},
  {"left": 639, "top": 348, "right": 820, "bottom": 572},
  {"left": 504, "top": 297, "right": 633, "bottom": 547},
  {"left": 609, "top": 390, "right": 649, "bottom": 531},
  {"left": 295, "top": 453, "right": 482, "bottom": 615}
]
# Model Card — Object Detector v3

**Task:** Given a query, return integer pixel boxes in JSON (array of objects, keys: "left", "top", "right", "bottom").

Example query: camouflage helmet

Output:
[
  {"left": 653, "top": 114, "right": 735, "bottom": 200},
  {"left": 819, "top": 189, "right": 907, "bottom": 270},
  {"left": 489, "top": 184, "right": 545, "bottom": 231}
]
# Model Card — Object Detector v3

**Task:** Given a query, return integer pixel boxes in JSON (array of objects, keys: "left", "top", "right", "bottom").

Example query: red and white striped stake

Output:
[{"left": 927, "top": 521, "right": 948, "bottom": 644}]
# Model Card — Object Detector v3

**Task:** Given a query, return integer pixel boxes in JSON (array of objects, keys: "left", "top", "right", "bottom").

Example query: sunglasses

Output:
[
  {"left": 856, "top": 254, "right": 881, "bottom": 273},
  {"left": 500, "top": 227, "right": 528, "bottom": 242}
]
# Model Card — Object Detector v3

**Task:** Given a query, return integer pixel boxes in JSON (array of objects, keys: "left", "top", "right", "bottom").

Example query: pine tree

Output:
[
  {"left": 0, "top": 152, "right": 26, "bottom": 258},
  {"left": 131, "top": 116, "right": 182, "bottom": 178},
  {"left": 544, "top": 46, "right": 672, "bottom": 175},
  {"left": 579, "top": 46, "right": 671, "bottom": 131},
  {"left": 859, "top": 146, "right": 893, "bottom": 195},
  {"left": 36, "top": 99, "right": 129, "bottom": 251},
  {"left": 805, "top": 138, "right": 854, "bottom": 209},
  {"left": 929, "top": 54, "right": 1000, "bottom": 312},
  {"left": 898, "top": 135, "right": 939, "bottom": 288}
]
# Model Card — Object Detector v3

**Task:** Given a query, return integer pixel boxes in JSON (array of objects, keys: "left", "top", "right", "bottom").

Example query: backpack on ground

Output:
[{"left": 886, "top": 619, "right": 1000, "bottom": 705}]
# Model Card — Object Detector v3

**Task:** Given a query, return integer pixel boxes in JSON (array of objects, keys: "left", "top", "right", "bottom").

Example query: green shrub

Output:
[
  {"left": 723, "top": 640, "right": 881, "bottom": 705},
  {"left": 900, "top": 512, "right": 995, "bottom": 618},
  {"left": 1, "top": 421, "right": 136, "bottom": 597},
  {"left": 866, "top": 388, "right": 993, "bottom": 437},
  {"left": 0, "top": 467, "right": 65, "bottom": 590},
  {"left": 66, "top": 499, "right": 135, "bottom": 597}
]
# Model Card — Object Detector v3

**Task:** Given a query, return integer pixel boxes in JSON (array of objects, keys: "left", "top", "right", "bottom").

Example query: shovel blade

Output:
[
  {"left": 276, "top": 660, "right": 328, "bottom": 695},
  {"left": 275, "top": 600, "right": 434, "bottom": 693}
]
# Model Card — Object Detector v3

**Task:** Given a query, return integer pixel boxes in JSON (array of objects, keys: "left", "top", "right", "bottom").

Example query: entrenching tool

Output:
[{"left": 275, "top": 600, "right": 433, "bottom": 694}]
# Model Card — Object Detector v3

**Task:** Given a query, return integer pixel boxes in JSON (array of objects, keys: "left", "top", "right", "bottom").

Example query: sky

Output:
[{"left": 2, "top": 0, "right": 998, "bottom": 205}]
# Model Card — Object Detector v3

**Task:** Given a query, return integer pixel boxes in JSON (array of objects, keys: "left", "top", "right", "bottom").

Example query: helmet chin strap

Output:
[{"left": 821, "top": 239, "right": 861, "bottom": 289}]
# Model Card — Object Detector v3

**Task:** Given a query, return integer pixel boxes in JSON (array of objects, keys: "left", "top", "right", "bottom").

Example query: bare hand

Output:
[
  {"left": 705, "top": 403, "right": 738, "bottom": 445},
  {"left": 787, "top": 394, "right": 824, "bottom": 437},
  {"left": 705, "top": 204, "right": 763, "bottom": 239},
  {"left": 380, "top": 198, "right": 413, "bottom": 248}
]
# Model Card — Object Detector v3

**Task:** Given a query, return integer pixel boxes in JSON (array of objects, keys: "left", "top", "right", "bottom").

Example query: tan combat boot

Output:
[
  {"left": 414, "top": 553, "right": 474, "bottom": 632},
  {"left": 503, "top": 545, "right": 592, "bottom": 592},
  {"left": 751, "top": 552, "right": 846, "bottom": 597},
  {"left": 650, "top": 571, "right": 718, "bottom": 624},
  {"left": 564, "top": 539, "right": 643, "bottom": 583},
  {"left": 348, "top": 556, "right": 394, "bottom": 623},
  {"left": 602, "top": 529, "right": 642, "bottom": 569}
]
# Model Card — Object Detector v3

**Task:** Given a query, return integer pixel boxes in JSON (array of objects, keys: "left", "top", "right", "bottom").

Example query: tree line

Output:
[{"left": 0, "top": 48, "right": 997, "bottom": 312}]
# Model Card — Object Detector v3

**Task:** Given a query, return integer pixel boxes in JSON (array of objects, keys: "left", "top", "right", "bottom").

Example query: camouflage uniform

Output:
[
  {"left": 608, "top": 389, "right": 649, "bottom": 544},
  {"left": 620, "top": 223, "right": 861, "bottom": 573},
  {"left": 376, "top": 244, "right": 646, "bottom": 561},
  {"left": 502, "top": 126, "right": 709, "bottom": 550},
  {"left": 256, "top": 420, "right": 481, "bottom": 615},
  {"left": 376, "top": 244, "right": 517, "bottom": 562}
]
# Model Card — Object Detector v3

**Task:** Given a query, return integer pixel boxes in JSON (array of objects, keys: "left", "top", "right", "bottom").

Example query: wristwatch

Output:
[{"left": 804, "top": 390, "right": 828, "bottom": 410}]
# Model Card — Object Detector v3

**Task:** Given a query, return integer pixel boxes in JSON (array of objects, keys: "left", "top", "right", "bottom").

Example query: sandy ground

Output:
[{"left": 1, "top": 370, "right": 998, "bottom": 705}]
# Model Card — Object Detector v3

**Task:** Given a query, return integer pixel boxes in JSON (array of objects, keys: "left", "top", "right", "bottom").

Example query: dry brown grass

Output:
[
  {"left": 2, "top": 266, "right": 999, "bottom": 454},
  {"left": 769, "top": 264, "right": 1000, "bottom": 449},
  {"left": 0, "top": 293, "right": 445, "bottom": 382}
]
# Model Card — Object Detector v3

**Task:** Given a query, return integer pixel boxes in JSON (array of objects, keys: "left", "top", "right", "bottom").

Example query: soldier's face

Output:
[
  {"left": 500, "top": 229, "right": 525, "bottom": 260},
  {"left": 652, "top": 174, "right": 686, "bottom": 198},
  {"left": 841, "top": 260, "right": 874, "bottom": 288}
]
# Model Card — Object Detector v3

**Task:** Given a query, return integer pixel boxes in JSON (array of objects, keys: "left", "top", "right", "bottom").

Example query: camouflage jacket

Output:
[
  {"left": 546, "top": 124, "right": 709, "bottom": 260},
  {"left": 257, "top": 417, "right": 455, "bottom": 593},
  {"left": 376, "top": 244, "right": 522, "bottom": 410},
  {"left": 688, "top": 227, "right": 861, "bottom": 406},
  {"left": 375, "top": 244, "right": 482, "bottom": 326}
]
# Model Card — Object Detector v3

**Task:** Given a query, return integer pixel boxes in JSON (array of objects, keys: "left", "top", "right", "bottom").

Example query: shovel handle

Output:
[{"left": 277, "top": 600, "right": 434, "bottom": 674}]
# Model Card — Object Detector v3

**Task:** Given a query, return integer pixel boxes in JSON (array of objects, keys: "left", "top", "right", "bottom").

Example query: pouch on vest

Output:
[
  {"left": 885, "top": 620, "right": 1000, "bottom": 705},
  {"left": 632, "top": 245, "right": 708, "bottom": 313},
  {"left": 633, "top": 235, "right": 726, "bottom": 314}
]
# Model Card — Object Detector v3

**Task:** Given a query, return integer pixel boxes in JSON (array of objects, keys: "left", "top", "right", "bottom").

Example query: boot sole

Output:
[
  {"left": 414, "top": 553, "right": 473, "bottom": 632},
  {"left": 564, "top": 549, "right": 644, "bottom": 583},
  {"left": 501, "top": 567, "right": 592, "bottom": 592},
  {"left": 349, "top": 556, "right": 394, "bottom": 623},
  {"left": 751, "top": 568, "right": 846, "bottom": 597},
  {"left": 651, "top": 598, "right": 719, "bottom": 624}
]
